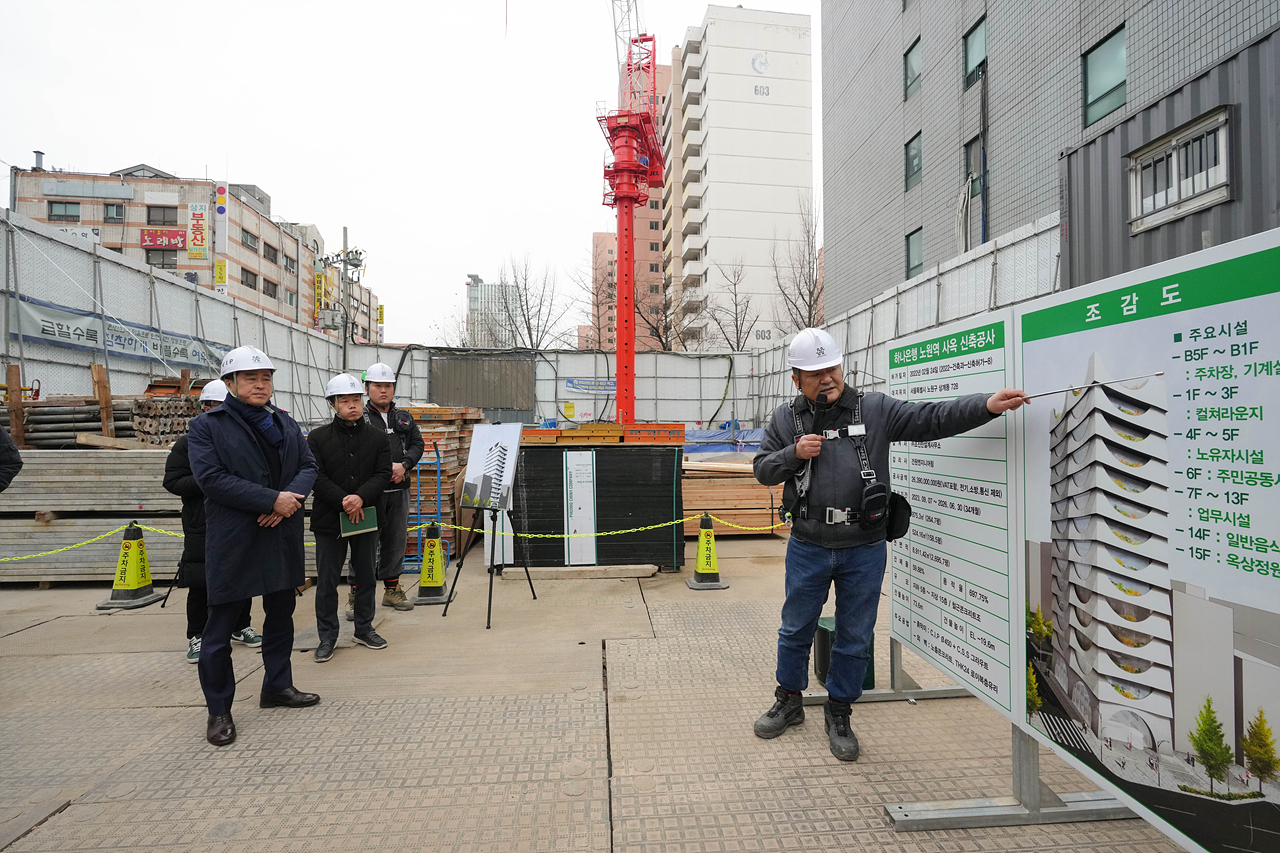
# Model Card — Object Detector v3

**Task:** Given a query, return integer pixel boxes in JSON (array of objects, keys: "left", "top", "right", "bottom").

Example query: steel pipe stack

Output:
[{"left": 0, "top": 404, "right": 137, "bottom": 448}]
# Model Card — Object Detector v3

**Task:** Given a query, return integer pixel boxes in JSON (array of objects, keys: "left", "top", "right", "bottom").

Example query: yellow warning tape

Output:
[
  {"left": 0, "top": 525, "right": 130, "bottom": 561},
  {"left": 0, "top": 514, "right": 789, "bottom": 563}
]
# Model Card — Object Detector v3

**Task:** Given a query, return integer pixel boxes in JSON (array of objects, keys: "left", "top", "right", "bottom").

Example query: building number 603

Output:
[{"left": 754, "top": 85, "right": 770, "bottom": 96}]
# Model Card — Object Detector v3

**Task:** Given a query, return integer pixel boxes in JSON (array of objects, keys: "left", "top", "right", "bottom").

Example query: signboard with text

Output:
[
  {"left": 140, "top": 228, "right": 186, "bottom": 250},
  {"left": 186, "top": 203, "right": 209, "bottom": 259}
]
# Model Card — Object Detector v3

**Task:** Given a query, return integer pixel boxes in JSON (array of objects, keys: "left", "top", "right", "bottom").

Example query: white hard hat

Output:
[
  {"left": 788, "top": 328, "right": 842, "bottom": 371},
  {"left": 198, "top": 379, "right": 228, "bottom": 403},
  {"left": 325, "top": 373, "right": 364, "bottom": 399},
  {"left": 364, "top": 362, "right": 396, "bottom": 384},
  {"left": 219, "top": 345, "right": 275, "bottom": 379}
]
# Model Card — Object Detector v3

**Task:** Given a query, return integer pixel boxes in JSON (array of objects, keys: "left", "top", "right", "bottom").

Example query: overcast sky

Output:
[{"left": 0, "top": 0, "right": 821, "bottom": 345}]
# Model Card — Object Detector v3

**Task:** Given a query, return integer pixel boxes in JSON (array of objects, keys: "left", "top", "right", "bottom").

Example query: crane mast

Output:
[{"left": 599, "top": 4, "right": 663, "bottom": 424}]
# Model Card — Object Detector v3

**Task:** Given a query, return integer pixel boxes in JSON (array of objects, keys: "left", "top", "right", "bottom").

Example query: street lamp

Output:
[{"left": 1154, "top": 739, "right": 1172, "bottom": 788}]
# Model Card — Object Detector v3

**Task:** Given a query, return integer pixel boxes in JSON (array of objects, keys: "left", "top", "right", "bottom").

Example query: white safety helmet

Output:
[
  {"left": 219, "top": 345, "right": 275, "bottom": 380},
  {"left": 325, "top": 373, "right": 364, "bottom": 400},
  {"left": 198, "top": 379, "right": 228, "bottom": 403},
  {"left": 363, "top": 362, "right": 396, "bottom": 384},
  {"left": 788, "top": 328, "right": 843, "bottom": 371}
]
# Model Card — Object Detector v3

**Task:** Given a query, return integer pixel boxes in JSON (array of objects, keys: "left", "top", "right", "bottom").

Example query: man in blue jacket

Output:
[{"left": 188, "top": 346, "right": 320, "bottom": 747}]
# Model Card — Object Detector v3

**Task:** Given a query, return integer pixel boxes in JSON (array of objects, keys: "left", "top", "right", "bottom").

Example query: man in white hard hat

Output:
[
  {"left": 307, "top": 373, "right": 392, "bottom": 663},
  {"left": 188, "top": 346, "right": 321, "bottom": 747},
  {"left": 752, "top": 328, "right": 1026, "bottom": 761},
  {"left": 343, "top": 362, "right": 424, "bottom": 617},
  {"left": 164, "top": 379, "right": 262, "bottom": 664}
]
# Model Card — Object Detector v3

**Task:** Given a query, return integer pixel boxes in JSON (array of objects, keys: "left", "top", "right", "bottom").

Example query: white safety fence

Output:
[{"left": 2, "top": 208, "right": 1059, "bottom": 429}]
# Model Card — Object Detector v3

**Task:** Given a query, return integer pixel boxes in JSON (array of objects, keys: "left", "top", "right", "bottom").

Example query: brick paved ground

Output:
[{"left": 0, "top": 534, "right": 1183, "bottom": 852}]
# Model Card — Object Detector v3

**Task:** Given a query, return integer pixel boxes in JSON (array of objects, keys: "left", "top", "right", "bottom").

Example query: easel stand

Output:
[
  {"left": 884, "top": 724, "right": 1134, "bottom": 830},
  {"left": 441, "top": 507, "right": 536, "bottom": 629}
]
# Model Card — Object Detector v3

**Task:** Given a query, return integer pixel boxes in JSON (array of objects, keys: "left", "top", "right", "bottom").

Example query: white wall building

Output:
[
  {"left": 662, "top": 5, "right": 812, "bottom": 350},
  {"left": 465, "top": 273, "right": 518, "bottom": 348}
]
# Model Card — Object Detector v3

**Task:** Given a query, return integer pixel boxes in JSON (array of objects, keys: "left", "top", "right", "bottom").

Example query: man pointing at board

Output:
[{"left": 752, "top": 328, "right": 1026, "bottom": 760}]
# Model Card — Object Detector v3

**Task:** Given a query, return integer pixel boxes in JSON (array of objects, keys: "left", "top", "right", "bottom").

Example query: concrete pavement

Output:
[{"left": 0, "top": 533, "right": 1182, "bottom": 852}]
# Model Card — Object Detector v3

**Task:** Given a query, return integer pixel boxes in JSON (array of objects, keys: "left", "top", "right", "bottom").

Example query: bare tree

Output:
[
  {"left": 708, "top": 258, "right": 759, "bottom": 352},
  {"left": 495, "top": 256, "right": 577, "bottom": 350},
  {"left": 569, "top": 246, "right": 615, "bottom": 350},
  {"left": 431, "top": 307, "right": 488, "bottom": 347},
  {"left": 636, "top": 273, "right": 712, "bottom": 351},
  {"left": 772, "top": 190, "right": 824, "bottom": 334}
]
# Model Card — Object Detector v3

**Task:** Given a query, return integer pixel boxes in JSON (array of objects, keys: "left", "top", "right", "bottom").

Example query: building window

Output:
[
  {"left": 649, "top": 263, "right": 660, "bottom": 273},
  {"left": 263, "top": 243, "right": 278, "bottom": 264},
  {"left": 103, "top": 203, "right": 125, "bottom": 223},
  {"left": 1127, "top": 108, "right": 1229, "bottom": 234},
  {"left": 1084, "top": 26, "right": 1126, "bottom": 126},
  {"left": 240, "top": 229, "right": 259, "bottom": 252},
  {"left": 649, "top": 241, "right": 660, "bottom": 251},
  {"left": 48, "top": 201, "right": 81, "bottom": 222},
  {"left": 146, "top": 249, "right": 177, "bottom": 270},
  {"left": 903, "top": 38, "right": 922, "bottom": 100},
  {"left": 964, "top": 18, "right": 986, "bottom": 89},
  {"left": 649, "top": 200, "right": 659, "bottom": 210},
  {"left": 964, "top": 136, "right": 983, "bottom": 196},
  {"left": 284, "top": 255, "right": 297, "bottom": 274},
  {"left": 905, "top": 132, "right": 922, "bottom": 191},
  {"left": 242, "top": 270, "right": 259, "bottom": 290},
  {"left": 147, "top": 206, "right": 178, "bottom": 226},
  {"left": 263, "top": 278, "right": 279, "bottom": 299},
  {"left": 105, "top": 245, "right": 124, "bottom": 254},
  {"left": 649, "top": 284, "right": 661, "bottom": 293},
  {"left": 649, "top": 306, "right": 661, "bottom": 315},
  {"left": 608, "top": 249, "right": 613, "bottom": 255},
  {"left": 649, "top": 221, "right": 659, "bottom": 230},
  {"left": 287, "top": 291, "right": 295, "bottom": 306},
  {"left": 905, "top": 229, "right": 923, "bottom": 279}
]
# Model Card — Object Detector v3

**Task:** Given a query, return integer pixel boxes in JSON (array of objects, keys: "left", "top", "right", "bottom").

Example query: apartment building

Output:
[
  {"left": 661, "top": 5, "right": 813, "bottom": 350},
  {"left": 8, "top": 158, "right": 379, "bottom": 341}
]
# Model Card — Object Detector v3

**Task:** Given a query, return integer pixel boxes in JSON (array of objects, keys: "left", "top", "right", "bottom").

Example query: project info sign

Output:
[{"left": 888, "top": 229, "right": 1280, "bottom": 853}]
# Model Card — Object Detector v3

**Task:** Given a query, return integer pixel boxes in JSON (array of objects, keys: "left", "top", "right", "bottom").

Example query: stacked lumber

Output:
[
  {"left": 400, "top": 407, "right": 487, "bottom": 553},
  {"left": 624, "top": 423, "right": 685, "bottom": 444},
  {"left": 0, "top": 450, "right": 177, "bottom": 513},
  {"left": 558, "top": 424, "right": 623, "bottom": 444},
  {"left": 682, "top": 460, "right": 783, "bottom": 536}
]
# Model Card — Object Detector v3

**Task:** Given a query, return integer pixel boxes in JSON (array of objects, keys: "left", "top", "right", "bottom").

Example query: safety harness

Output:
[{"left": 785, "top": 393, "right": 888, "bottom": 527}]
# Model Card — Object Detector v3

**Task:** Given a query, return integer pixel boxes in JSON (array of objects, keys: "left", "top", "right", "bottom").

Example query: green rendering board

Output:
[
  {"left": 1017, "top": 229, "right": 1280, "bottom": 853},
  {"left": 887, "top": 309, "right": 1019, "bottom": 716}
]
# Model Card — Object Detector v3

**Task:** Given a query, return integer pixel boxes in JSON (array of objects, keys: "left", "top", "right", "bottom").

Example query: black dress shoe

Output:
[
  {"left": 260, "top": 685, "right": 321, "bottom": 708},
  {"left": 207, "top": 713, "right": 236, "bottom": 746}
]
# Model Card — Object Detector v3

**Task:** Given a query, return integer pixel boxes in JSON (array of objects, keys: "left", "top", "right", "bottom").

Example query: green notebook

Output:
[{"left": 339, "top": 505, "right": 378, "bottom": 537}]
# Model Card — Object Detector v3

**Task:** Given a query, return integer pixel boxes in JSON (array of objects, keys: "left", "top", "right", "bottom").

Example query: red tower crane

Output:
[{"left": 598, "top": 10, "right": 663, "bottom": 424}]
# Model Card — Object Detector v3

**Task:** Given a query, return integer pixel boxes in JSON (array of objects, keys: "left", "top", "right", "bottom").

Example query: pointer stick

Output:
[{"left": 1018, "top": 371, "right": 1165, "bottom": 401}]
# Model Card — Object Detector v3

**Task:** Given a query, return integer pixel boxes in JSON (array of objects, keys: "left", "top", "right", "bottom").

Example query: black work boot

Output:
[
  {"left": 754, "top": 685, "right": 804, "bottom": 738},
  {"left": 824, "top": 699, "right": 860, "bottom": 761}
]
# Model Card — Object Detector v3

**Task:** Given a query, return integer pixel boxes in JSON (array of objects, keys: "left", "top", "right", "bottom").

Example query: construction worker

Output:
[
  {"left": 164, "top": 379, "right": 262, "bottom": 663},
  {"left": 752, "top": 328, "right": 1026, "bottom": 760},
  {"left": 188, "top": 346, "right": 320, "bottom": 747},
  {"left": 308, "top": 373, "right": 392, "bottom": 663},
  {"left": 347, "top": 361, "right": 424, "bottom": 617}
]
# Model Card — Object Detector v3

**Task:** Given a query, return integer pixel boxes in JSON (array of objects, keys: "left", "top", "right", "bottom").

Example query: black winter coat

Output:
[
  {"left": 188, "top": 397, "right": 318, "bottom": 606},
  {"left": 162, "top": 434, "right": 207, "bottom": 587},
  {"left": 0, "top": 425, "right": 22, "bottom": 492},
  {"left": 364, "top": 400, "right": 424, "bottom": 491},
  {"left": 307, "top": 415, "right": 392, "bottom": 538}
]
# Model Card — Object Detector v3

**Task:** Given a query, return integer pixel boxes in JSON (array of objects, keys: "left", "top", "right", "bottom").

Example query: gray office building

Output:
[{"left": 821, "top": 0, "right": 1280, "bottom": 318}]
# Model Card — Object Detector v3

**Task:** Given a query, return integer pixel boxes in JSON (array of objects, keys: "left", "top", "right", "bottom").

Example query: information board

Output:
[
  {"left": 887, "top": 309, "right": 1019, "bottom": 716},
  {"left": 1015, "top": 230, "right": 1280, "bottom": 853}
]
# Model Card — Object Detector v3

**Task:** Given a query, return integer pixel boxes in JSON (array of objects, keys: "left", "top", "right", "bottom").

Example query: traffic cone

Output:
[
  {"left": 686, "top": 513, "right": 729, "bottom": 590},
  {"left": 97, "top": 522, "right": 164, "bottom": 610},
  {"left": 413, "top": 523, "right": 455, "bottom": 605}
]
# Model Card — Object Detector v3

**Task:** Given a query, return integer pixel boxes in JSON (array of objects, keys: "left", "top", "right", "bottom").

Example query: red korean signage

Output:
[{"left": 140, "top": 228, "right": 186, "bottom": 250}]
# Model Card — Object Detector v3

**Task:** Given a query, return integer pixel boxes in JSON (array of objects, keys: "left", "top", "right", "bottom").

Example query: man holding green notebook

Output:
[{"left": 308, "top": 373, "right": 392, "bottom": 663}]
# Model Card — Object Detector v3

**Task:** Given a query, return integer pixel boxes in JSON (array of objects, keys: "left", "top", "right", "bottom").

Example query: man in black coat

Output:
[
  {"left": 188, "top": 346, "right": 320, "bottom": 747},
  {"left": 308, "top": 373, "right": 392, "bottom": 664},
  {"left": 0, "top": 424, "right": 21, "bottom": 492},
  {"left": 164, "top": 379, "right": 261, "bottom": 663}
]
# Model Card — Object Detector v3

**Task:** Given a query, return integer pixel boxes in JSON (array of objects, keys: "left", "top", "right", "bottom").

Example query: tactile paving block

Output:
[{"left": 0, "top": 652, "right": 221, "bottom": 712}]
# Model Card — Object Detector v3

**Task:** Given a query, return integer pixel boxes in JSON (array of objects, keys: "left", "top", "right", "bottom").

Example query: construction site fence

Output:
[{"left": 2, "top": 208, "right": 1059, "bottom": 429}]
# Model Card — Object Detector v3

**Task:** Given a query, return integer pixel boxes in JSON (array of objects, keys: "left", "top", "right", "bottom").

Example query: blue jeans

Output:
[{"left": 776, "top": 536, "right": 886, "bottom": 702}]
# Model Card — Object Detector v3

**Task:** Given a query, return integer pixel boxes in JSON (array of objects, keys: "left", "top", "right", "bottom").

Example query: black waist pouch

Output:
[{"left": 885, "top": 493, "right": 913, "bottom": 541}]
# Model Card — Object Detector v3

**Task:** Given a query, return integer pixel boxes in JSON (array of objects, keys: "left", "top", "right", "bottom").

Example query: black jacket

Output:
[
  {"left": 307, "top": 415, "right": 392, "bottom": 537},
  {"left": 0, "top": 425, "right": 21, "bottom": 492},
  {"left": 163, "top": 434, "right": 207, "bottom": 586},
  {"left": 363, "top": 401, "right": 424, "bottom": 491},
  {"left": 754, "top": 385, "right": 997, "bottom": 549}
]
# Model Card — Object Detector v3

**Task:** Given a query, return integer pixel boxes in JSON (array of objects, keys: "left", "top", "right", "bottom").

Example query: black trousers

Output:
[
  {"left": 315, "top": 532, "right": 377, "bottom": 644},
  {"left": 186, "top": 585, "right": 251, "bottom": 639},
  {"left": 198, "top": 588, "right": 296, "bottom": 716}
]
